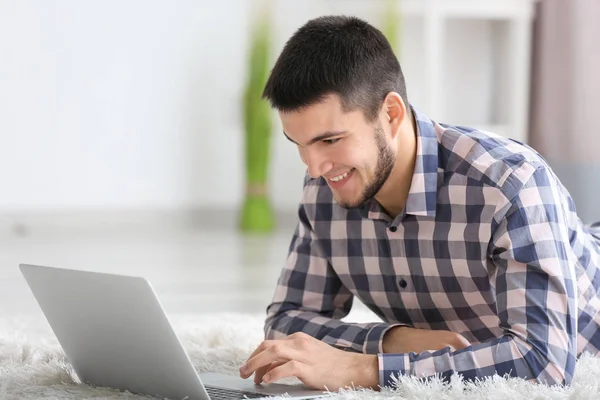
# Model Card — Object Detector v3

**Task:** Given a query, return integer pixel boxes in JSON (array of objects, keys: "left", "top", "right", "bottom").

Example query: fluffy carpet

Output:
[{"left": 2, "top": 312, "right": 600, "bottom": 399}]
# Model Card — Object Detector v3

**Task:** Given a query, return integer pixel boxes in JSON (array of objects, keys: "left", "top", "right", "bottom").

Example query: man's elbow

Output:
[
  {"left": 533, "top": 358, "right": 575, "bottom": 386},
  {"left": 516, "top": 334, "right": 576, "bottom": 386},
  {"left": 263, "top": 303, "right": 291, "bottom": 339}
]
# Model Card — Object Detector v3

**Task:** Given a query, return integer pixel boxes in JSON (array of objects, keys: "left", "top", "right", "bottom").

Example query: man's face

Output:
[{"left": 280, "top": 94, "right": 396, "bottom": 209}]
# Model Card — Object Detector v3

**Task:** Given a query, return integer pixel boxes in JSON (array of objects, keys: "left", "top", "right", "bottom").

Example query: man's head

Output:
[{"left": 262, "top": 16, "right": 413, "bottom": 209}]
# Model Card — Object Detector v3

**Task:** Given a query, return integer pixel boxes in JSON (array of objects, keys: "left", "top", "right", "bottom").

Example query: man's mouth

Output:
[{"left": 326, "top": 168, "right": 355, "bottom": 187}]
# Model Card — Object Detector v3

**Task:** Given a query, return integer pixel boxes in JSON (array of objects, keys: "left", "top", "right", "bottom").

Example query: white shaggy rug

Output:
[{"left": 2, "top": 312, "right": 600, "bottom": 400}]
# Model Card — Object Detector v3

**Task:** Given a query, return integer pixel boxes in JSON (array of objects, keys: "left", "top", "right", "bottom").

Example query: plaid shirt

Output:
[{"left": 265, "top": 107, "right": 600, "bottom": 388}]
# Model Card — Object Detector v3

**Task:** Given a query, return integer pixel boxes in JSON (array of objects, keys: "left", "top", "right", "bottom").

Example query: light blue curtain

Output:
[{"left": 529, "top": 0, "right": 600, "bottom": 224}]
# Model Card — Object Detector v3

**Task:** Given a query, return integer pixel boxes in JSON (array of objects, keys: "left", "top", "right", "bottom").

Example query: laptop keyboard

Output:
[{"left": 204, "top": 385, "right": 267, "bottom": 399}]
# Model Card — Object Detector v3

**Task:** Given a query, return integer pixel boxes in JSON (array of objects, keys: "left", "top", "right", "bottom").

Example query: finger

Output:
[
  {"left": 245, "top": 333, "right": 304, "bottom": 365},
  {"left": 254, "top": 361, "right": 285, "bottom": 384},
  {"left": 244, "top": 340, "right": 272, "bottom": 364},
  {"left": 241, "top": 339, "right": 277, "bottom": 378},
  {"left": 253, "top": 365, "right": 270, "bottom": 385},
  {"left": 263, "top": 360, "right": 305, "bottom": 384},
  {"left": 241, "top": 341, "right": 271, "bottom": 379},
  {"left": 241, "top": 342, "right": 303, "bottom": 379},
  {"left": 243, "top": 333, "right": 313, "bottom": 379}
]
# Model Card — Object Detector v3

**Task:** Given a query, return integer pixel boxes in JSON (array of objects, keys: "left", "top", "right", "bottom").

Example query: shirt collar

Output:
[
  {"left": 403, "top": 106, "right": 439, "bottom": 218},
  {"left": 359, "top": 106, "right": 439, "bottom": 221}
]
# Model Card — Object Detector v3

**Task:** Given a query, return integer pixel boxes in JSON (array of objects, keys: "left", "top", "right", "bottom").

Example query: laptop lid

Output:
[{"left": 19, "top": 263, "right": 210, "bottom": 400}]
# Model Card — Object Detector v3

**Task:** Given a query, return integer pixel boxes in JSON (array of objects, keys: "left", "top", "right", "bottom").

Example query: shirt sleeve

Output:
[
  {"left": 379, "top": 166, "right": 578, "bottom": 387},
  {"left": 265, "top": 182, "right": 408, "bottom": 354}
]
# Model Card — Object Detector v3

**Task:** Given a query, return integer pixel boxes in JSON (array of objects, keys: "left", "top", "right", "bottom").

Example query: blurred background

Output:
[{"left": 0, "top": 0, "right": 598, "bottom": 318}]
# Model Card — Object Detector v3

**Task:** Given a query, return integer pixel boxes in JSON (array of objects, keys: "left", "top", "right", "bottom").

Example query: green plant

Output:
[
  {"left": 240, "top": 7, "right": 275, "bottom": 233},
  {"left": 383, "top": 0, "right": 401, "bottom": 57}
]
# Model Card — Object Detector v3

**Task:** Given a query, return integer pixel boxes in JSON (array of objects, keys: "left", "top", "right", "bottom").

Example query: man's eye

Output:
[{"left": 323, "top": 138, "right": 340, "bottom": 144}]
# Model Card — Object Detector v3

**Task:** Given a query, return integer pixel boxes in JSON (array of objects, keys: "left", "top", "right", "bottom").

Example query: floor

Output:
[{"left": 0, "top": 222, "right": 374, "bottom": 321}]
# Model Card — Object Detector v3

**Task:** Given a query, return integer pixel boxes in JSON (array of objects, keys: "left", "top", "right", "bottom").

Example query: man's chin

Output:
[{"left": 332, "top": 193, "right": 367, "bottom": 210}]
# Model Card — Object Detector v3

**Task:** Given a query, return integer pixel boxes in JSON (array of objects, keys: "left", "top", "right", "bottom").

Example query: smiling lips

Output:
[{"left": 326, "top": 168, "right": 355, "bottom": 188}]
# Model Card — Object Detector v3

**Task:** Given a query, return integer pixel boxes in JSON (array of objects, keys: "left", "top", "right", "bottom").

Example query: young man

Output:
[{"left": 239, "top": 15, "right": 600, "bottom": 391}]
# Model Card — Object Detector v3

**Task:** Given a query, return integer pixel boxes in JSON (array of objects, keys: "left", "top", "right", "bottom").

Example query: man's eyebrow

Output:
[
  {"left": 282, "top": 131, "right": 297, "bottom": 144},
  {"left": 282, "top": 130, "right": 347, "bottom": 146}
]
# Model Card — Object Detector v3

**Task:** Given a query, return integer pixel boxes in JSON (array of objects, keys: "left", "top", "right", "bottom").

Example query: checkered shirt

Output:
[{"left": 264, "top": 107, "right": 600, "bottom": 388}]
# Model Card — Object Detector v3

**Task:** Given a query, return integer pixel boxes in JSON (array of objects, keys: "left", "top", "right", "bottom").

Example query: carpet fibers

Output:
[{"left": 1, "top": 313, "right": 600, "bottom": 400}]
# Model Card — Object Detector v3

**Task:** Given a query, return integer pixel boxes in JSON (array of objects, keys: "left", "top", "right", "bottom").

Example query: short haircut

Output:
[{"left": 262, "top": 15, "right": 410, "bottom": 122}]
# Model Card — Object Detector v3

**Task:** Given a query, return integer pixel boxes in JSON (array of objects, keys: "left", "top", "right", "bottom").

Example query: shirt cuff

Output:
[{"left": 378, "top": 353, "right": 410, "bottom": 388}]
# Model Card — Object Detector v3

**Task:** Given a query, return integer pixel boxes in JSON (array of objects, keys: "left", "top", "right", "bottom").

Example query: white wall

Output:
[{"left": 0, "top": 0, "right": 497, "bottom": 214}]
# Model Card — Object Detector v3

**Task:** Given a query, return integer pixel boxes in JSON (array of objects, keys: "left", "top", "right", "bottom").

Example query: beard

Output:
[{"left": 336, "top": 122, "right": 396, "bottom": 209}]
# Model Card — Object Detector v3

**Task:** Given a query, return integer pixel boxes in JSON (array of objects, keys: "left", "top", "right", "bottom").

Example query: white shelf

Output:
[
  {"left": 401, "top": 0, "right": 535, "bottom": 19},
  {"left": 396, "top": 0, "right": 537, "bottom": 144}
]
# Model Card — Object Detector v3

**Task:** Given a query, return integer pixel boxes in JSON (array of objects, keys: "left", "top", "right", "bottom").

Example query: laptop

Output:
[{"left": 19, "top": 263, "right": 326, "bottom": 400}]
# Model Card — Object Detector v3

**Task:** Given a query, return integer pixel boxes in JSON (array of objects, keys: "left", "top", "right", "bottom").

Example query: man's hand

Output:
[
  {"left": 239, "top": 332, "right": 378, "bottom": 391},
  {"left": 383, "top": 326, "right": 471, "bottom": 353}
]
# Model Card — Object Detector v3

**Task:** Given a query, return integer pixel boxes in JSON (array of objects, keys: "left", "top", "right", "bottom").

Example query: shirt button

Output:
[
  {"left": 398, "top": 278, "right": 407, "bottom": 288},
  {"left": 389, "top": 226, "right": 397, "bottom": 232}
]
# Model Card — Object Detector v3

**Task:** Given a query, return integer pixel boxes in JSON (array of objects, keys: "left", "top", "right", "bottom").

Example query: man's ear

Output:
[{"left": 382, "top": 92, "right": 406, "bottom": 140}]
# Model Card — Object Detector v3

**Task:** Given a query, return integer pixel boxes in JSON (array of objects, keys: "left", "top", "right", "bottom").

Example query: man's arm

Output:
[
  {"left": 379, "top": 166, "right": 578, "bottom": 387},
  {"left": 264, "top": 176, "right": 468, "bottom": 360},
  {"left": 265, "top": 198, "right": 402, "bottom": 355}
]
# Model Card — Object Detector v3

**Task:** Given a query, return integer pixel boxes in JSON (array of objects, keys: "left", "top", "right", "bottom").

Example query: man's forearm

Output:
[
  {"left": 378, "top": 334, "right": 572, "bottom": 387},
  {"left": 265, "top": 305, "right": 402, "bottom": 354},
  {"left": 382, "top": 326, "right": 470, "bottom": 354}
]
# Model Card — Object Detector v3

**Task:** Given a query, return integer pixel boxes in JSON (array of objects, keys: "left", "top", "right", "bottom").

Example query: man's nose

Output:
[{"left": 302, "top": 148, "right": 333, "bottom": 179}]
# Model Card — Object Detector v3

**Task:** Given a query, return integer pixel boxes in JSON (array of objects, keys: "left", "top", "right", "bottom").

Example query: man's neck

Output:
[{"left": 374, "top": 120, "right": 418, "bottom": 219}]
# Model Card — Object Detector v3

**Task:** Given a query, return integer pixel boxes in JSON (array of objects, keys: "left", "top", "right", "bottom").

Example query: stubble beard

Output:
[{"left": 335, "top": 123, "right": 396, "bottom": 209}]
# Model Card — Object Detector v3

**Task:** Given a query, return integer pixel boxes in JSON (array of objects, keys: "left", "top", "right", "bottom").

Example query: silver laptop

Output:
[{"left": 19, "top": 263, "right": 326, "bottom": 400}]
